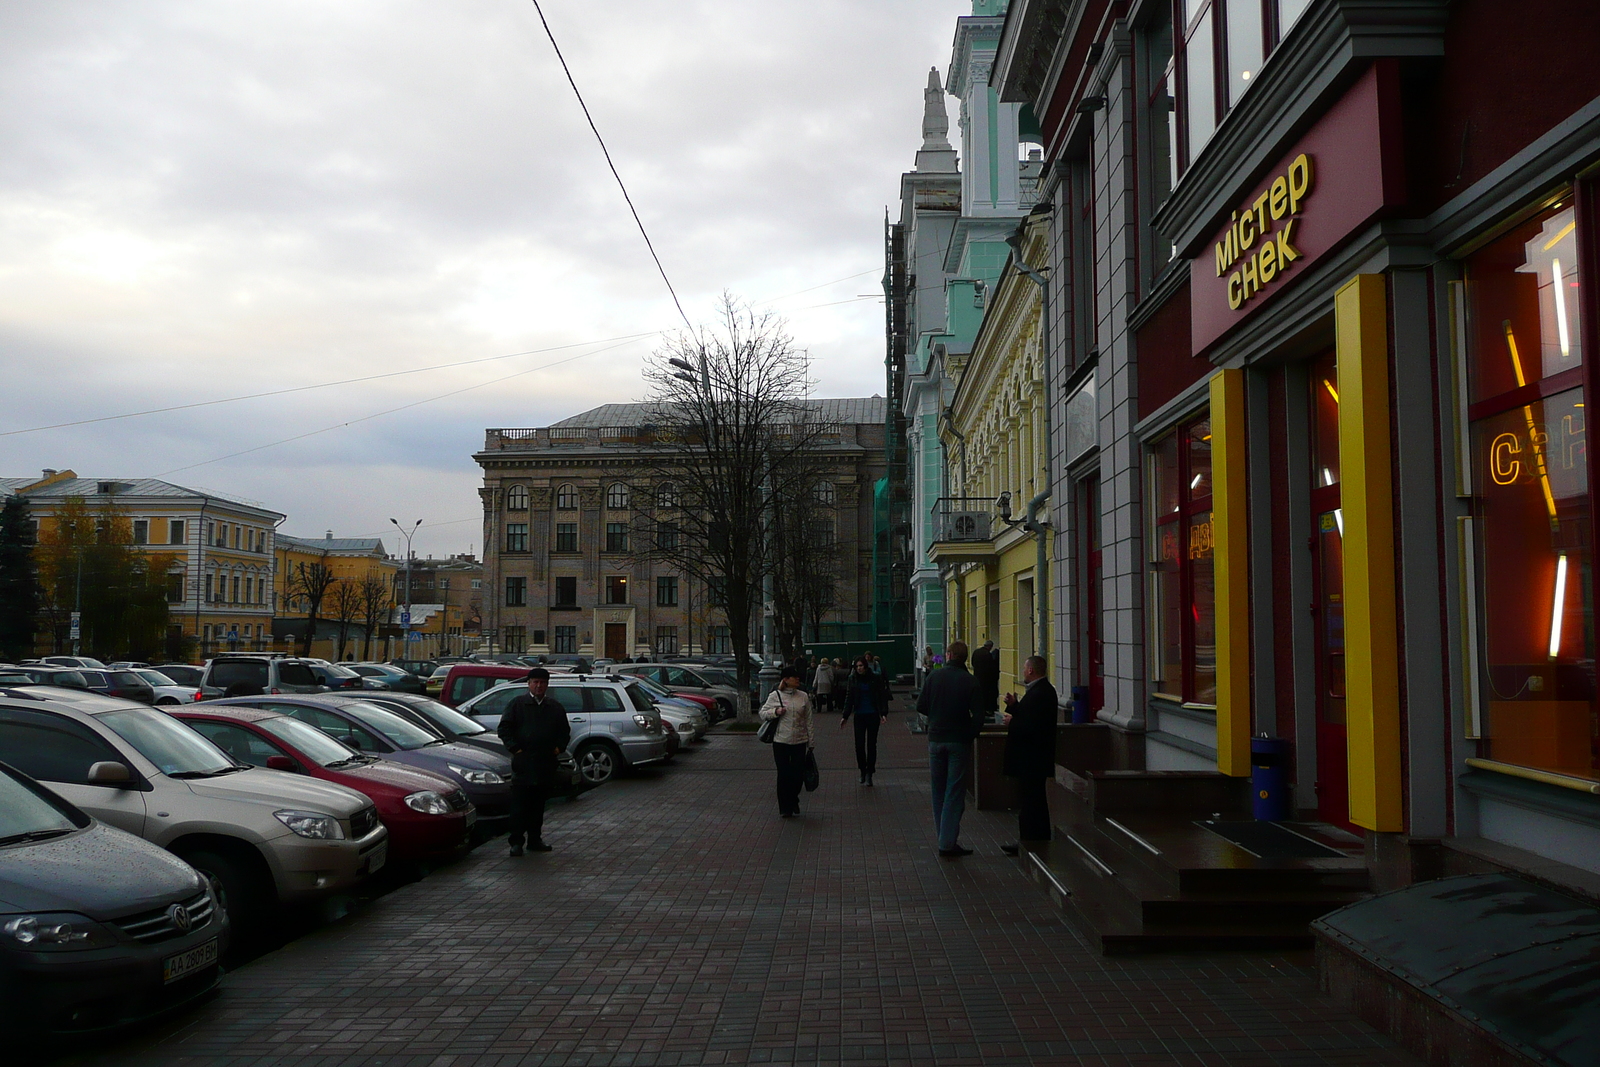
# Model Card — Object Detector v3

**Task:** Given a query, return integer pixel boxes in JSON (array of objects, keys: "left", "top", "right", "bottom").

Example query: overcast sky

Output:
[{"left": 0, "top": 0, "right": 970, "bottom": 558}]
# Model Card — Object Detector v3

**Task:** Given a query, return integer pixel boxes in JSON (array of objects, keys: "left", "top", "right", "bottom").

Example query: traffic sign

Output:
[
  {"left": 400, "top": 608, "right": 411, "bottom": 627},
  {"left": 228, "top": 629, "right": 239, "bottom": 641},
  {"left": 69, "top": 612, "right": 81, "bottom": 640}
]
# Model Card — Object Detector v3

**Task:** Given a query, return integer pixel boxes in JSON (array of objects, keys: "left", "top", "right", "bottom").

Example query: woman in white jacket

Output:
[{"left": 760, "top": 665, "right": 814, "bottom": 817}]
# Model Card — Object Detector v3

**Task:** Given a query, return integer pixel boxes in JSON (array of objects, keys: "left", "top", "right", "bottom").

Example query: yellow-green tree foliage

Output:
[{"left": 35, "top": 496, "right": 176, "bottom": 660}]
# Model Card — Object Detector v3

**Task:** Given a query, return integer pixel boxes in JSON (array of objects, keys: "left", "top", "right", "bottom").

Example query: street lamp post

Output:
[
  {"left": 389, "top": 519, "right": 422, "bottom": 660},
  {"left": 68, "top": 521, "right": 83, "bottom": 656}
]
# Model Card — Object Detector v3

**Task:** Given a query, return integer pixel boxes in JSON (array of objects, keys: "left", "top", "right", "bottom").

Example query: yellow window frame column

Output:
[
  {"left": 1211, "top": 369, "right": 1251, "bottom": 777},
  {"left": 1336, "top": 274, "right": 1403, "bottom": 832}
]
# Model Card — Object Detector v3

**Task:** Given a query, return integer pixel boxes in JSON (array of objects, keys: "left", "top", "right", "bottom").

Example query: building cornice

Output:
[{"left": 948, "top": 15, "right": 1007, "bottom": 99}]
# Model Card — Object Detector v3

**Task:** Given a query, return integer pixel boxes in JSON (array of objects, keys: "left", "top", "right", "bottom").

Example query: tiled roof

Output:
[{"left": 548, "top": 397, "right": 887, "bottom": 429}]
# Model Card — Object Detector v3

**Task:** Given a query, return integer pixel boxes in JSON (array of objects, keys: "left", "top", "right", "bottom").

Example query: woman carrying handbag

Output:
[{"left": 759, "top": 666, "right": 814, "bottom": 817}]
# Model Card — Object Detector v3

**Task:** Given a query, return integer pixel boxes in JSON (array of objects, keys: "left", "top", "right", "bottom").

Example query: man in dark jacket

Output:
[
  {"left": 496, "top": 668, "right": 571, "bottom": 856},
  {"left": 1000, "top": 655, "right": 1059, "bottom": 855},
  {"left": 917, "top": 640, "right": 983, "bottom": 856}
]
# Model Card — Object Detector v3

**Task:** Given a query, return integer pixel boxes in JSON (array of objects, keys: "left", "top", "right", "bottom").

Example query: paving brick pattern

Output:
[{"left": 76, "top": 694, "right": 1419, "bottom": 1067}]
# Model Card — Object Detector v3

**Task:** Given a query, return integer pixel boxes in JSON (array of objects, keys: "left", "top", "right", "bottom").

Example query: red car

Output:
[{"left": 171, "top": 705, "right": 474, "bottom": 862}]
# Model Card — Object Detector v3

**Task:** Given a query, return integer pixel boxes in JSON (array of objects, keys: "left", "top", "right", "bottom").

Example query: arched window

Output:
[
  {"left": 606, "top": 482, "right": 630, "bottom": 510},
  {"left": 506, "top": 485, "right": 529, "bottom": 511},
  {"left": 556, "top": 484, "right": 578, "bottom": 510},
  {"left": 656, "top": 482, "right": 679, "bottom": 509},
  {"left": 814, "top": 481, "right": 836, "bottom": 506}
]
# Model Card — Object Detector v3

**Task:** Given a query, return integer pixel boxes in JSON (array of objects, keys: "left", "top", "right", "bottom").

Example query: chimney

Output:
[
  {"left": 325, "top": 530, "right": 333, "bottom": 540},
  {"left": 41, "top": 469, "right": 56, "bottom": 478}
]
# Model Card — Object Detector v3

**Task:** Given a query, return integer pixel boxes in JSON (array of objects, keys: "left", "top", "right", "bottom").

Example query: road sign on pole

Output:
[
  {"left": 400, "top": 609, "right": 411, "bottom": 627},
  {"left": 69, "top": 612, "right": 81, "bottom": 640}
]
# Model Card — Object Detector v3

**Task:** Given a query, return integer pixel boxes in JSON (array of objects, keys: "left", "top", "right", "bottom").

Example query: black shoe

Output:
[
  {"left": 508, "top": 843, "right": 524, "bottom": 857},
  {"left": 1001, "top": 843, "right": 1020, "bottom": 856},
  {"left": 938, "top": 845, "right": 974, "bottom": 857},
  {"left": 859, "top": 772, "right": 866, "bottom": 784},
  {"left": 531, "top": 841, "right": 553, "bottom": 852},
  {"left": 866, "top": 773, "right": 874, "bottom": 786}
]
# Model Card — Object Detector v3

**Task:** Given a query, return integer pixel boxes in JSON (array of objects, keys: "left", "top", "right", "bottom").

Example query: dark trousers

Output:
[
  {"left": 853, "top": 713, "right": 881, "bottom": 775},
  {"left": 773, "top": 741, "right": 807, "bottom": 814},
  {"left": 507, "top": 773, "right": 549, "bottom": 847},
  {"left": 1016, "top": 774, "right": 1051, "bottom": 842}
]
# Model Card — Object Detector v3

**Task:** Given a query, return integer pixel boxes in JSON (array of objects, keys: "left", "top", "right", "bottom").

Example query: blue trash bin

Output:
[
  {"left": 1251, "top": 736, "right": 1291, "bottom": 821},
  {"left": 1070, "top": 685, "right": 1093, "bottom": 724}
]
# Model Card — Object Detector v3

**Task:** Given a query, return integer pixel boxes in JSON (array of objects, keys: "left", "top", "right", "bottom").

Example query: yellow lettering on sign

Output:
[
  {"left": 1491, "top": 432, "right": 1521, "bottom": 485},
  {"left": 1214, "top": 155, "right": 1316, "bottom": 314}
]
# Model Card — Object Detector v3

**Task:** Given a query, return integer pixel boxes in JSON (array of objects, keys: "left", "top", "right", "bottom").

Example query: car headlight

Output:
[
  {"left": 2, "top": 913, "right": 117, "bottom": 951},
  {"left": 446, "top": 764, "right": 505, "bottom": 785},
  {"left": 404, "top": 790, "right": 452, "bottom": 815},
  {"left": 273, "top": 810, "right": 346, "bottom": 840}
]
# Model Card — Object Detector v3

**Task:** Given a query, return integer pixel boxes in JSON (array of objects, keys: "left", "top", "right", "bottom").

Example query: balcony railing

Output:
[{"left": 931, "top": 497, "right": 996, "bottom": 543}]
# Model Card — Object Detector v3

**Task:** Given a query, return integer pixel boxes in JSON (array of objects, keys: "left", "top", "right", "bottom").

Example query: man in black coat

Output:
[
  {"left": 1000, "top": 655, "right": 1058, "bottom": 855},
  {"left": 496, "top": 667, "right": 571, "bottom": 856},
  {"left": 917, "top": 640, "right": 983, "bottom": 856}
]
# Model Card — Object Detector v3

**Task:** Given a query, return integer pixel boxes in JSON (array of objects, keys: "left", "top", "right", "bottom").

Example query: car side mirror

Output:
[
  {"left": 265, "top": 755, "right": 296, "bottom": 771},
  {"left": 87, "top": 761, "right": 133, "bottom": 785}
]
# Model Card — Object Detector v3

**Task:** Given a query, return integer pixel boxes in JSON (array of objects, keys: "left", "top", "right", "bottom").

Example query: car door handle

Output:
[{"left": 570, "top": 716, "right": 584, "bottom": 721}]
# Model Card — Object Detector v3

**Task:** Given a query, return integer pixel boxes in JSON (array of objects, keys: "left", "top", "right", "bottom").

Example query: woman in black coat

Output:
[{"left": 837, "top": 656, "right": 890, "bottom": 785}]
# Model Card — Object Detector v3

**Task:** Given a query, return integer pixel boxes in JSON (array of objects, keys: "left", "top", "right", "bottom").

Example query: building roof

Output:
[
  {"left": 0, "top": 475, "right": 282, "bottom": 517},
  {"left": 278, "top": 533, "right": 389, "bottom": 556},
  {"left": 547, "top": 397, "right": 887, "bottom": 430}
]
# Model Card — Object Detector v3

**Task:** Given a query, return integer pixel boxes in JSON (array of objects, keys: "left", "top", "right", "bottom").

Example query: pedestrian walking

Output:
[
  {"left": 812, "top": 657, "right": 834, "bottom": 713},
  {"left": 971, "top": 640, "right": 1001, "bottom": 720},
  {"left": 919, "top": 645, "right": 934, "bottom": 687},
  {"left": 838, "top": 656, "right": 891, "bottom": 784},
  {"left": 999, "top": 655, "right": 1058, "bottom": 855},
  {"left": 916, "top": 640, "right": 983, "bottom": 856},
  {"left": 759, "top": 666, "right": 815, "bottom": 818},
  {"left": 496, "top": 667, "right": 571, "bottom": 856},
  {"left": 831, "top": 658, "right": 848, "bottom": 710}
]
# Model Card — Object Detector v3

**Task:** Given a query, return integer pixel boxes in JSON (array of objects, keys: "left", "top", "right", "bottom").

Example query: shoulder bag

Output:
[{"left": 756, "top": 715, "right": 778, "bottom": 743}]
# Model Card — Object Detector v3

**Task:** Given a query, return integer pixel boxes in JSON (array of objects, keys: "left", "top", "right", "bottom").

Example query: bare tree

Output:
[
  {"left": 287, "top": 557, "right": 336, "bottom": 656},
  {"left": 633, "top": 295, "right": 831, "bottom": 719},
  {"left": 357, "top": 575, "right": 392, "bottom": 660},
  {"left": 328, "top": 579, "right": 363, "bottom": 660},
  {"left": 771, "top": 483, "right": 842, "bottom": 657}
]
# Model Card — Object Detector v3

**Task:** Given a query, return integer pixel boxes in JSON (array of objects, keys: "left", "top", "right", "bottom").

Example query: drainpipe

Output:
[{"left": 1005, "top": 211, "right": 1054, "bottom": 663}]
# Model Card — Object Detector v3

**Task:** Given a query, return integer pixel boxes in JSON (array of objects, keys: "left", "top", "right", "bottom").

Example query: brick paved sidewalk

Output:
[{"left": 72, "top": 694, "right": 1420, "bottom": 1067}]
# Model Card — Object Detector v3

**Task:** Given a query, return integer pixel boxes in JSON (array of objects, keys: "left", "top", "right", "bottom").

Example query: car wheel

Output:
[
  {"left": 574, "top": 742, "right": 618, "bottom": 785},
  {"left": 177, "top": 848, "right": 269, "bottom": 934},
  {"left": 155, "top": 697, "right": 178, "bottom": 706},
  {"left": 716, "top": 699, "right": 734, "bottom": 721}
]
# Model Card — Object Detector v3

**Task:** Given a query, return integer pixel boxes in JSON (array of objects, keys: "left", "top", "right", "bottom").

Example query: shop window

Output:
[
  {"left": 553, "top": 576, "right": 577, "bottom": 607},
  {"left": 505, "top": 577, "right": 526, "bottom": 607},
  {"left": 605, "top": 523, "right": 628, "bottom": 553},
  {"left": 657, "top": 576, "right": 678, "bottom": 606},
  {"left": 605, "top": 576, "right": 629, "bottom": 605},
  {"left": 504, "top": 523, "right": 528, "bottom": 553},
  {"left": 606, "top": 483, "right": 630, "bottom": 510},
  {"left": 1463, "top": 198, "right": 1594, "bottom": 780},
  {"left": 1149, "top": 414, "right": 1215, "bottom": 704},
  {"left": 553, "top": 625, "right": 577, "bottom": 653},
  {"left": 556, "top": 484, "right": 578, "bottom": 510}
]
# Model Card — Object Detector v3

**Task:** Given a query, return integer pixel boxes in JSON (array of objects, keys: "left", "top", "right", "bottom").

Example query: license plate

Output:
[
  {"left": 363, "top": 842, "right": 387, "bottom": 875},
  {"left": 163, "top": 938, "right": 219, "bottom": 984}
]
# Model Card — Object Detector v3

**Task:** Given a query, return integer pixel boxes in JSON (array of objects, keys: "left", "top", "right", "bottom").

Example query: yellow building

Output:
[
  {"left": 275, "top": 533, "right": 399, "bottom": 659},
  {"left": 2, "top": 469, "right": 285, "bottom": 658},
  {"left": 931, "top": 217, "right": 1054, "bottom": 685}
]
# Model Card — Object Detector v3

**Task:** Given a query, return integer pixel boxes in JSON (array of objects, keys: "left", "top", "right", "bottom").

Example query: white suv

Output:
[{"left": 458, "top": 674, "right": 670, "bottom": 785}]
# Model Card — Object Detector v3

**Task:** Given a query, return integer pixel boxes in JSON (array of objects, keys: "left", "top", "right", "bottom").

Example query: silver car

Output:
[
  {"left": 459, "top": 676, "right": 669, "bottom": 786},
  {"left": 613, "top": 664, "right": 741, "bottom": 720}
]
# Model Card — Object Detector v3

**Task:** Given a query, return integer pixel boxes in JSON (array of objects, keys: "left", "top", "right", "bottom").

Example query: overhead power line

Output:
[{"left": 528, "top": 0, "right": 693, "bottom": 333}]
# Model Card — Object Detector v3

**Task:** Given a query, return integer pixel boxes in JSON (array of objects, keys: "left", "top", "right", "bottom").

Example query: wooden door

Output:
[
  {"left": 604, "top": 623, "right": 627, "bottom": 660},
  {"left": 1309, "top": 352, "right": 1356, "bottom": 831}
]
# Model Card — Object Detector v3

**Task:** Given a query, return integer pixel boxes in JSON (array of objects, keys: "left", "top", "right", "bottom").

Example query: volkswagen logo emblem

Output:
[{"left": 168, "top": 903, "right": 192, "bottom": 933}]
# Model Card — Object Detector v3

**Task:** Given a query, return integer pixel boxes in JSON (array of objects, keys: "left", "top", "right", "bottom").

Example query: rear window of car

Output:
[
  {"left": 210, "top": 661, "right": 268, "bottom": 688},
  {"left": 80, "top": 671, "right": 108, "bottom": 686},
  {"left": 109, "top": 671, "right": 143, "bottom": 687},
  {"left": 278, "top": 663, "right": 318, "bottom": 686},
  {"left": 587, "top": 688, "right": 626, "bottom": 712},
  {"left": 622, "top": 683, "right": 655, "bottom": 713}
]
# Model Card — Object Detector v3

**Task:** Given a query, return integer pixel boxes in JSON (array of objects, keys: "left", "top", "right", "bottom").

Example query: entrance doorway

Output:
[
  {"left": 1309, "top": 352, "right": 1354, "bottom": 831},
  {"left": 604, "top": 623, "right": 627, "bottom": 661}
]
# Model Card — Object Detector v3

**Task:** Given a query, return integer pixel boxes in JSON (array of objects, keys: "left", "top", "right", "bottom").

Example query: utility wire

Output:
[
  {"left": 156, "top": 334, "right": 650, "bottom": 477},
  {"left": 1, "top": 331, "right": 657, "bottom": 438},
  {"left": 528, "top": 0, "right": 693, "bottom": 333}
]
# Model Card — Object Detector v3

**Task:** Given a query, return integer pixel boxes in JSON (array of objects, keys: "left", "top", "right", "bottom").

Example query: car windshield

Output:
[
  {"left": 256, "top": 715, "right": 364, "bottom": 767},
  {"left": 702, "top": 670, "right": 738, "bottom": 687},
  {"left": 623, "top": 683, "right": 657, "bottom": 713},
  {"left": 323, "top": 664, "right": 359, "bottom": 678},
  {"left": 629, "top": 676, "right": 678, "bottom": 702},
  {"left": 42, "top": 670, "right": 87, "bottom": 687},
  {"left": 336, "top": 701, "right": 442, "bottom": 750},
  {"left": 0, "top": 771, "right": 79, "bottom": 842},
  {"left": 389, "top": 697, "right": 488, "bottom": 736},
  {"left": 97, "top": 707, "right": 239, "bottom": 776},
  {"left": 135, "top": 670, "right": 178, "bottom": 687}
]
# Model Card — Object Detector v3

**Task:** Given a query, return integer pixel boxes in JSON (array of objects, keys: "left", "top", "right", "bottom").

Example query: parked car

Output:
[
  {"left": 0, "top": 667, "right": 34, "bottom": 686},
  {"left": 39, "top": 656, "right": 109, "bottom": 670},
  {"left": 347, "top": 663, "right": 426, "bottom": 694},
  {"left": 201, "top": 655, "right": 328, "bottom": 696},
  {"left": 0, "top": 759, "right": 228, "bottom": 1039},
  {"left": 389, "top": 659, "right": 439, "bottom": 680},
  {"left": 304, "top": 661, "right": 367, "bottom": 692},
  {"left": 7, "top": 665, "right": 90, "bottom": 690},
  {"left": 129, "top": 669, "right": 204, "bottom": 707},
  {"left": 348, "top": 692, "right": 586, "bottom": 798},
  {"left": 0, "top": 688, "right": 387, "bottom": 933},
  {"left": 171, "top": 707, "right": 474, "bottom": 862},
  {"left": 153, "top": 664, "right": 205, "bottom": 687},
  {"left": 613, "top": 664, "right": 741, "bottom": 720},
  {"left": 77, "top": 669, "right": 156, "bottom": 705},
  {"left": 459, "top": 675, "right": 669, "bottom": 786},
  {"left": 625, "top": 675, "right": 711, "bottom": 740},
  {"left": 424, "top": 665, "right": 450, "bottom": 697},
  {"left": 538, "top": 654, "right": 593, "bottom": 673},
  {"left": 107, "top": 661, "right": 154, "bottom": 670},
  {"left": 206, "top": 695, "right": 514, "bottom": 823},
  {"left": 436, "top": 662, "right": 533, "bottom": 708}
]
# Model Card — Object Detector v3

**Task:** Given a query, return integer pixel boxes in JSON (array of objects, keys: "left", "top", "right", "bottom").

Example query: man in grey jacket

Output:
[{"left": 916, "top": 640, "right": 983, "bottom": 856}]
